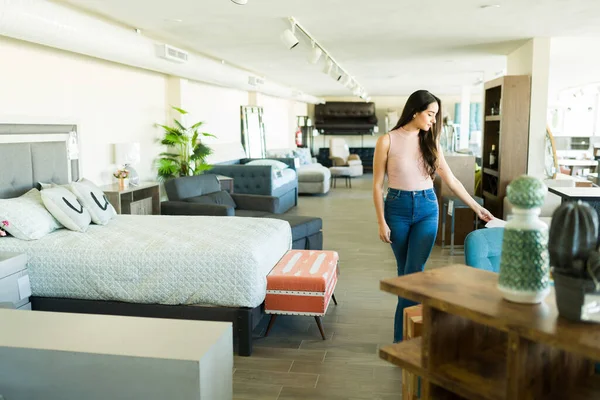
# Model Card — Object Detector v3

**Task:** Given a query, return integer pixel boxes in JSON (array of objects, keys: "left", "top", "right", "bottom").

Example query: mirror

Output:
[
  {"left": 241, "top": 106, "right": 266, "bottom": 159},
  {"left": 545, "top": 125, "right": 559, "bottom": 179}
]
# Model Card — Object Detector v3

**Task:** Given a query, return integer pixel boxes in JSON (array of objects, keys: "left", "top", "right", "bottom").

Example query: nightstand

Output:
[
  {"left": 216, "top": 175, "right": 234, "bottom": 193},
  {"left": 0, "top": 252, "right": 31, "bottom": 310},
  {"left": 101, "top": 182, "right": 161, "bottom": 215}
]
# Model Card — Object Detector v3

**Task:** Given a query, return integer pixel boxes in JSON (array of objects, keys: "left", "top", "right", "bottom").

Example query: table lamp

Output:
[{"left": 114, "top": 142, "right": 141, "bottom": 186}]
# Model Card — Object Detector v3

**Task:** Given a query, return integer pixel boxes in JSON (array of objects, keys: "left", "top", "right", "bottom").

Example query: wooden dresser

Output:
[{"left": 380, "top": 265, "right": 600, "bottom": 399}]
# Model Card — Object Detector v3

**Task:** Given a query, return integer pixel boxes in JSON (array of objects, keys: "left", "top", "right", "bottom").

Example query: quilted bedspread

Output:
[{"left": 0, "top": 214, "right": 292, "bottom": 308}]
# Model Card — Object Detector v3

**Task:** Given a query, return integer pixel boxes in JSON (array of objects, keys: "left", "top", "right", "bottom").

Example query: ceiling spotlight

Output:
[
  {"left": 331, "top": 66, "right": 342, "bottom": 81},
  {"left": 323, "top": 58, "right": 333, "bottom": 75},
  {"left": 480, "top": 4, "right": 500, "bottom": 8},
  {"left": 308, "top": 43, "right": 322, "bottom": 64},
  {"left": 281, "top": 24, "right": 299, "bottom": 50},
  {"left": 231, "top": 0, "right": 248, "bottom": 4}
]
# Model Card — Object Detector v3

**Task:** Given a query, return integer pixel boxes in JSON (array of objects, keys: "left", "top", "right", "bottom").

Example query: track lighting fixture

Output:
[
  {"left": 280, "top": 21, "right": 299, "bottom": 49},
  {"left": 331, "top": 66, "right": 343, "bottom": 81},
  {"left": 283, "top": 16, "right": 367, "bottom": 100},
  {"left": 308, "top": 43, "right": 322, "bottom": 64},
  {"left": 322, "top": 58, "right": 333, "bottom": 75}
]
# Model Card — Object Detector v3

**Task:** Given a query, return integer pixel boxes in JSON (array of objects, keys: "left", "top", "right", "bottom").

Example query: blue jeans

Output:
[{"left": 384, "top": 188, "right": 439, "bottom": 342}]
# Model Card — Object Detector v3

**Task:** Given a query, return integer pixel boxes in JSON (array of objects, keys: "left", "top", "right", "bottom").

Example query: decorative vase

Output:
[
  {"left": 118, "top": 178, "right": 129, "bottom": 190},
  {"left": 498, "top": 175, "right": 551, "bottom": 304}
]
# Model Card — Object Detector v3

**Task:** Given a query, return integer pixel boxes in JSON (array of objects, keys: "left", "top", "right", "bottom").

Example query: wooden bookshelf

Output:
[
  {"left": 480, "top": 75, "right": 531, "bottom": 218},
  {"left": 379, "top": 265, "right": 600, "bottom": 400}
]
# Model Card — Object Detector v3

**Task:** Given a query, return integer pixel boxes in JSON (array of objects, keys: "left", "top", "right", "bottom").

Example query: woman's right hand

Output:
[{"left": 379, "top": 223, "right": 392, "bottom": 243}]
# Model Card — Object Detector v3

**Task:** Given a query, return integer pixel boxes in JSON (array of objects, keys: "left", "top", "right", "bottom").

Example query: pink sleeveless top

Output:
[{"left": 386, "top": 128, "right": 433, "bottom": 191}]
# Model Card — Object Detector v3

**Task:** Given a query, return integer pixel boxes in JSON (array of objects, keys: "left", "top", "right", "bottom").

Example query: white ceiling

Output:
[{"left": 56, "top": 0, "right": 600, "bottom": 98}]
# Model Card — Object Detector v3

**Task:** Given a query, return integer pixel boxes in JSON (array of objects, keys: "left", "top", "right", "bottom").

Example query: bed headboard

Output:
[{"left": 0, "top": 124, "right": 79, "bottom": 199}]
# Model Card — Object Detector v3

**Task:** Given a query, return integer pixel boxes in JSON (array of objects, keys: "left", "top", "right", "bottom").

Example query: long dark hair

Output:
[{"left": 392, "top": 90, "right": 442, "bottom": 178}]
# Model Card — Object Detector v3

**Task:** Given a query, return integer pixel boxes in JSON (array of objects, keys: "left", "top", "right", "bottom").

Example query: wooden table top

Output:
[
  {"left": 548, "top": 186, "right": 600, "bottom": 199},
  {"left": 380, "top": 265, "right": 600, "bottom": 360}
]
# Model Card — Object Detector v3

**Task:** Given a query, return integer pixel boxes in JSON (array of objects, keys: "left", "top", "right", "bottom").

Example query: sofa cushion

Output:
[
  {"left": 264, "top": 215, "right": 322, "bottom": 241},
  {"left": 293, "top": 148, "right": 313, "bottom": 166},
  {"left": 235, "top": 209, "right": 271, "bottom": 218},
  {"left": 298, "top": 164, "right": 331, "bottom": 182},
  {"left": 185, "top": 190, "right": 237, "bottom": 208},
  {"left": 164, "top": 174, "right": 221, "bottom": 201}
]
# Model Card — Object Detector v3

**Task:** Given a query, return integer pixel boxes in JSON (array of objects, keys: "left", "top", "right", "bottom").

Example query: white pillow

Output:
[
  {"left": 69, "top": 179, "right": 116, "bottom": 225},
  {"left": 245, "top": 159, "right": 289, "bottom": 170},
  {"left": 41, "top": 187, "right": 91, "bottom": 232},
  {"left": 0, "top": 189, "right": 63, "bottom": 240}
]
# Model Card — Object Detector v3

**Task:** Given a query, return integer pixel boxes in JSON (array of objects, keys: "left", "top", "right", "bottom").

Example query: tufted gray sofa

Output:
[
  {"left": 161, "top": 174, "right": 322, "bottom": 250},
  {"left": 208, "top": 158, "right": 298, "bottom": 214}
]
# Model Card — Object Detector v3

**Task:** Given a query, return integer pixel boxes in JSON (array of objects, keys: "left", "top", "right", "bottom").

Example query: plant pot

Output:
[
  {"left": 118, "top": 178, "right": 129, "bottom": 190},
  {"left": 553, "top": 271, "right": 598, "bottom": 322}
]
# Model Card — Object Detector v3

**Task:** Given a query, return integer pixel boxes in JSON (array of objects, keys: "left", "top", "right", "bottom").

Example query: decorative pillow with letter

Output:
[
  {"left": 69, "top": 178, "right": 116, "bottom": 225},
  {"left": 41, "top": 187, "right": 91, "bottom": 232},
  {"left": 0, "top": 189, "right": 63, "bottom": 240}
]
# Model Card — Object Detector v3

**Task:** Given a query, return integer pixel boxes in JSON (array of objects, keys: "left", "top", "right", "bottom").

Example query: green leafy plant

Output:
[{"left": 155, "top": 106, "right": 216, "bottom": 181}]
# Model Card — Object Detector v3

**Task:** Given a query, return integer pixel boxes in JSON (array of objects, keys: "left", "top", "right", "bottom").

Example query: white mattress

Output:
[
  {"left": 273, "top": 168, "right": 297, "bottom": 190},
  {"left": 0, "top": 215, "right": 292, "bottom": 308}
]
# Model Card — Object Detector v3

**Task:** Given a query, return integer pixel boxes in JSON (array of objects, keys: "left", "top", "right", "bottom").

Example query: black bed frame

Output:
[{"left": 31, "top": 296, "right": 264, "bottom": 356}]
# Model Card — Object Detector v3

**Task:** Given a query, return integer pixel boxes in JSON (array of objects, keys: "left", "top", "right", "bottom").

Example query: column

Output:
[{"left": 507, "top": 38, "right": 551, "bottom": 178}]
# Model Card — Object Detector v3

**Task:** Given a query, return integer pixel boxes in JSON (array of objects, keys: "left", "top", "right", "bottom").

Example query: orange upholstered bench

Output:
[{"left": 264, "top": 250, "right": 339, "bottom": 340}]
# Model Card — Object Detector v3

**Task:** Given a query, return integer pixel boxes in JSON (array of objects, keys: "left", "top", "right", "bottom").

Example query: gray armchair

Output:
[
  {"left": 162, "top": 174, "right": 281, "bottom": 217},
  {"left": 161, "top": 174, "right": 323, "bottom": 250}
]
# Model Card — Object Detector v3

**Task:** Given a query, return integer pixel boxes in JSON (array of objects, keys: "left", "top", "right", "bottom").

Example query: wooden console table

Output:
[{"left": 379, "top": 265, "right": 600, "bottom": 400}]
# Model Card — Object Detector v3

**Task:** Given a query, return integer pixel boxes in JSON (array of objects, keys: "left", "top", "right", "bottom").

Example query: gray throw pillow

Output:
[{"left": 186, "top": 191, "right": 237, "bottom": 209}]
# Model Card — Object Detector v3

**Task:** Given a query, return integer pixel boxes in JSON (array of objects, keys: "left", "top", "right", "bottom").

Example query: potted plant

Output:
[
  {"left": 155, "top": 106, "right": 216, "bottom": 181},
  {"left": 549, "top": 200, "right": 600, "bottom": 321}
]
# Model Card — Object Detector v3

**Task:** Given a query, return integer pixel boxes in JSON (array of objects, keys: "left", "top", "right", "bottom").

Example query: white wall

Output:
[
  {"left": 181, "top": 80, "right": 248, "bottom": 146},
  {"left": 250, "top": 93, "right": 307, "bottom": 151},
  {"left": 0, "top": 36, "right": 308, "bottom": 182},
  {"left": 0, "top": 36, "right": 167, "bottom": 185}
]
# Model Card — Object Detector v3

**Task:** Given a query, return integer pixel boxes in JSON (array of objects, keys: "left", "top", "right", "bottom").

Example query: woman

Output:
[{"left": 372, "top": 90, "right": 493, "bottom": 342}]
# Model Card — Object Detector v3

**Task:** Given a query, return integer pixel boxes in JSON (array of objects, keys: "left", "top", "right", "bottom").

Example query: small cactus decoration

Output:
[
  {"left": 549, "top": 200, "right": 599, "bottom": 278},
  {"left": 498, "top": 175, "right": 551, "bottom": 304},
  {"left": 550, "top": 200, "right": 600, "bottom": 321}
]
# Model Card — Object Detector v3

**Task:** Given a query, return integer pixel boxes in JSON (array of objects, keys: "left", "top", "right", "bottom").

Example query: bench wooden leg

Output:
[
  {"left": 314, "top": 316, "right": 326, "bottom": 340},
  {"left": 264, "top": 314, "right": 278, "bottom": 337},
  {"left": 332, "top": 293, "right": 338, "bottom": 305}
]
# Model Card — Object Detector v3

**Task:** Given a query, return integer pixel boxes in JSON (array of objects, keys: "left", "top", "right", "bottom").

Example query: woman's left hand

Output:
[{"left": 476, "top": 206, "right": 494, "bottom": 222}]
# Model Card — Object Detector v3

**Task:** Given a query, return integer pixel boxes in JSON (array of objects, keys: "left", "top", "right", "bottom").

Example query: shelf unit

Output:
[
  {"left": 379, "top": 265, "right": 600, "bottom": 400},
  {"left": 480, "top": 75, "right": 531, "bottom": 218}
]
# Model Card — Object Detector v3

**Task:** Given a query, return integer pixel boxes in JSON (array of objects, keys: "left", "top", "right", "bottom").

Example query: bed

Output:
[{"left": 0, "top": 125, "right": 292, "bottom": 356}]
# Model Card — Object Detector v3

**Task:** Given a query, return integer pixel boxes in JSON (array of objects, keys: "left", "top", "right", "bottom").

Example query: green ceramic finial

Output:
[{"left": 506, "top": 175, "right": 547, "bottom": 209}]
